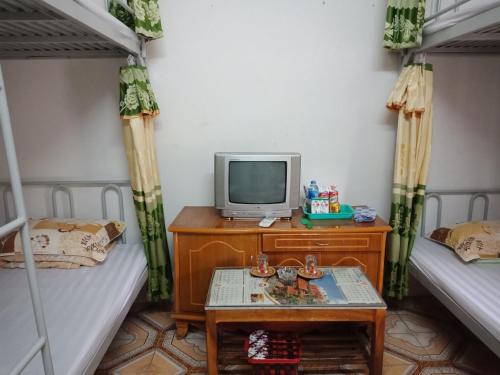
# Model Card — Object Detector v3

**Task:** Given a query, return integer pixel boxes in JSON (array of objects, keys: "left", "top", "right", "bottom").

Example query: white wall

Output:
[
  {"left": 1, "top": 1, "right": 499, "bottom": 250},
  {"left": 147, "top": 0, "right": 400, "bottom": 225},
  {"left": 423, "top": 54, "right": 500, "bottom": 229}
]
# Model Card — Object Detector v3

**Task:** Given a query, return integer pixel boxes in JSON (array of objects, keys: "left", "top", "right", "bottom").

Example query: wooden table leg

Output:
[
  {"left": 206, "top": 311, "right": 218, "bottom": 375},
  {"left": 175, "top": 321, "right": 189, "bottom": 339},
  {"left": 371, "top": 309, "right": 386, "bottom": 375}
]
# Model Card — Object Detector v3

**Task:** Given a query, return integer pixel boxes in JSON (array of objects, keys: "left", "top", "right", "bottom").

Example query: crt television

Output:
[{"left": 214, "top": 152, "right": 301, "bottom": 218}]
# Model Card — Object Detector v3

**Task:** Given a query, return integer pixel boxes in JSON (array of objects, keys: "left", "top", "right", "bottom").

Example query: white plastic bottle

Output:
[{"left": 308, "top": 180, "right": 319, "bottom": 199}]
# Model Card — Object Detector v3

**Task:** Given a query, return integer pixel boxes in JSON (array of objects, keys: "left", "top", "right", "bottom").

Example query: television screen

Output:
[{"left": 228, "top": 161, "right": 287, "bottom": 204}]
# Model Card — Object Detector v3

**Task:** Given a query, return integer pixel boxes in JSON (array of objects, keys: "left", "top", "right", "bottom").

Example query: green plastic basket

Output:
[{"left": 302, "top": 204, "right": 354, "bottom": 220}]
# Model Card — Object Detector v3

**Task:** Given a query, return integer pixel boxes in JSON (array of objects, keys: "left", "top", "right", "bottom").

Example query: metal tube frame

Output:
[
  {"left": 421, "top": 188, "right": 500, "bottom": 236},
  {"left": 425, "top": 0, "right": 473, "bottom": 23},
  {"left": 0, "top": 66, "right": 55, "bottom": 375},
  {"left": 1, "top": 179, "right": 130, "bottom": 244}
]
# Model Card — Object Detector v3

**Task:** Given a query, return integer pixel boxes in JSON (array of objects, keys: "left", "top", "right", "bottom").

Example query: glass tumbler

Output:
[
  {"left": 257, "top": 254, "right": 269, "bottom": 274},
  {"left": 305, "top": 254, "right": 318, "bottom": 275}
]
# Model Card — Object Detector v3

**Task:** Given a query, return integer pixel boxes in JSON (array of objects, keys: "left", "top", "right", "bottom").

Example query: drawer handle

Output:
[{"left": 315, "top": 241, "right": 329, "bottom": 246}]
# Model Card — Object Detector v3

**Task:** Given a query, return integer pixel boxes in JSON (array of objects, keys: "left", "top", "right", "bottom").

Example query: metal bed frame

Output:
[
  {"left": 0, "top": 179, "right": 141, "bottom": 375},
  {"left": 0, "top": 177, "right": 134, "bottom": 374},
  {"left": 400, "top": 0, "right": 500, "bottom": 64},
  {"left": 0, "top": 0, "right": 141, "bottom": 59},
  {"left": 1, "top": 66, "right": 55, "bottom": 375},
  {"left": 0, "top": 179, "right": 131, "bottom": 242},
  {"left": 410, "top": 188, "right": 500, "bottom": 357},
  {"left": 0, "top": 1, "right": 145, "bottom": 373}
]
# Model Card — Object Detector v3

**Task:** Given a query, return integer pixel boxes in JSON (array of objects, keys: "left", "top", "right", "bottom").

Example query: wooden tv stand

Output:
[{"left": 168, "top": 206, "right": 391, "bottom": 338}]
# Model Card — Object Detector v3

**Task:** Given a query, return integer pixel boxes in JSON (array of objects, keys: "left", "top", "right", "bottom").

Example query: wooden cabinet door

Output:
[{"left": 176, "top": 234, "right": 259, "bottom": 313}]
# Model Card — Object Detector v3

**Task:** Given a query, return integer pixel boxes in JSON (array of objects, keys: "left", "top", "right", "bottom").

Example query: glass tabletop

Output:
[{"left": 205, "top": 267, "right": 386, "bottom": 310}]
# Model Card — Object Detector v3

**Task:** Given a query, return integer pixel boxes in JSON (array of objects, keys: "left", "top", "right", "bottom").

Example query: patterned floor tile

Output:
[
  {"left": 419, "top": 366, "right": 471, "bottom": 375},
  {"left": 162, "top": 328, "right": 207, "bottom": 368},
  {"left": 385, "top": 312, "right": 428, "bottom": 359},
  {"left": 139, "top": 310, "right": 175, "bottom": 330},
  {"left": 388, "top": 311, "right": 459, "bottom": 361},
  {"left": 453, "top": 337, "right": 500, "bottom": 375},
  {"left": 96, "top": 297, "right": 496, "bottom": 374},
  {"left": 389, "top": 296, "right": 453, "bottom": 323},
  {"left": 98, "top": 318, "right": 158, "bottom": 370},
  {"left": 111, "top": 349, "right": 187, "bottom": 375},
  {"left": 382, "top": 350, "right": 417, "bottom": 375}
]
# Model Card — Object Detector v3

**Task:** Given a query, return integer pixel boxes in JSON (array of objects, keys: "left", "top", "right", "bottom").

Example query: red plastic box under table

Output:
[{"left": 244, "top": 331, "right": 301, "bottom": 375}]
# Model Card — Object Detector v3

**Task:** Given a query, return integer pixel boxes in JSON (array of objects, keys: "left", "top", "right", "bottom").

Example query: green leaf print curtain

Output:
[
  {"left": 384, "top": 0, "right": 426, "bottom": 50},
  {"left": 120, "top": 65, "right": 172, "bottom": 302},
  {"left": 385, "top": 63, "right": 433, "bottom": 299},
  {"left": 109, "top": 0, "right": 163, "bottom": 39}
]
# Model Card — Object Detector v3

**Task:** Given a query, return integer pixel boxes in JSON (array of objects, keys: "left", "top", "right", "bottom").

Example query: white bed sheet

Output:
[
  {"left": 424, "top": 0, "right": 500, "bottom": 35},
  {"left": 410, "top": 238, "right": 500, "bottom": 341},
  {"left": 0, "top": 244, "right": 147, "bottom": 375}
]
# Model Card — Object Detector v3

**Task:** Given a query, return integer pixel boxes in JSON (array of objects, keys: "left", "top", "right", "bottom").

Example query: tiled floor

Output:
[{"left": 96, "top": 296, "right": 500, "bottom": 374}]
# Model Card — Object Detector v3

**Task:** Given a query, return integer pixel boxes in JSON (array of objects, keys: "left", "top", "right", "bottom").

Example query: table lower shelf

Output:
[{"left": 216, "top": 326, "right": 370, "bottom": 374}]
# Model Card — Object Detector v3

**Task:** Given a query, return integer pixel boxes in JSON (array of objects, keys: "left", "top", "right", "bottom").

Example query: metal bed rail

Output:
[
  {"left": 425, "top": 0, "right": 473, "bottom": 24},
  {"left": 0, "top": 0, "right": 141, "bottom": 59},
  {"left": 412, "top": 0, "right": 500, "bottom": 53},
  {"left": 0, "top": 179, "right": 131, "bottom": 243},
  {"left": 0, "top": 66, "right": 54, "bottom": 374},
  {"left": 421, "top": 188, "right": 500, "bottom": 236}
]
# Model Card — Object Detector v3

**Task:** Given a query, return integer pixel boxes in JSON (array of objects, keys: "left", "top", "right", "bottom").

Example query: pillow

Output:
[
  {"left": 428, "top": 221, "right": 500, "bottom": 262},
  {"left": 0, "top": 218, "right": 125, "bottom": 264}
]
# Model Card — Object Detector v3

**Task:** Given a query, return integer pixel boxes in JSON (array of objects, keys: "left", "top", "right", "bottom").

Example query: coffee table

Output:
[{"left": 205, "top": 267, "right": 386, "bottom": 374}]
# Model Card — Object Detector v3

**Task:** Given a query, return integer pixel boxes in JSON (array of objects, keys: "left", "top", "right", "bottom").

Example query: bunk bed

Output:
[
  {"left": 415, "top": 0, "right": 500, "bottom": 53},
  {"left": 405, "top": 0, "right": 500, "bottom": 358},
  {"left": 410, "top": 190, "right": 500, "bottom": 357},
  {"left": 0, "top": 0, "right": 141, "bottom": 59},
  {"left": 0, "top": 181, "right": 148, "bottom": 375},
  {"left": 0, "top": 1, "right": 148, "bottom": 374}
]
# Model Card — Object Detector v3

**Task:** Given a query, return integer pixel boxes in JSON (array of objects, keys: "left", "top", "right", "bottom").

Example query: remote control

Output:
[{"left": 258, "top": 217, "right": 277, "bottom": 228}]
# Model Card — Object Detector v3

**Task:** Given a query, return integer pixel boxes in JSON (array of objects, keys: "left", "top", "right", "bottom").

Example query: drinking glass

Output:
[
  {"left": 257, "top": 254, "right": 269, "bottom": 274},
  {"left": 305, "top": 254, "right": 318, "bottom": 275}
]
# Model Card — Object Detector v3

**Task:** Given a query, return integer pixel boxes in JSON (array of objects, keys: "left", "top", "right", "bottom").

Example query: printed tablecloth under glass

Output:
[{"left": 205, "top": 267, "right": 386, "bottom": 310}]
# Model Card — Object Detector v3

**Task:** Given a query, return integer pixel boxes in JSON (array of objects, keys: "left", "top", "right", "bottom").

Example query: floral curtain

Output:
[
  {"left": 109, "top": 0, "right": 163, "bottom": 40},
  {"left": 385, "top": 63, "right": 433, "bottom": 299},
  {"left": 120, "top": 65, "right": 171, "bottom": 302},
  {"left": 384, "top": 0, "right": 426, "bottom": 50}
]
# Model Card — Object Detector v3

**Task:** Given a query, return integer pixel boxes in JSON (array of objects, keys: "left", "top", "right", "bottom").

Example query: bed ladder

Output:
[{"left": 0, "top": 66, "right": 55, "bottom": 375}]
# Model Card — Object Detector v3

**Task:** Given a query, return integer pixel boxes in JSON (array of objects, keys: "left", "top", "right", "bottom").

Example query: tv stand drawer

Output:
[{"left": 262, "top": 233, "right": 382, "bottom": 252}]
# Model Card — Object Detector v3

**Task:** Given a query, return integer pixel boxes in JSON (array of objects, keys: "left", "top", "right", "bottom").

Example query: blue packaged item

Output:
[{"left": 354, "top": 207, "right": 377, "bottom": 223}]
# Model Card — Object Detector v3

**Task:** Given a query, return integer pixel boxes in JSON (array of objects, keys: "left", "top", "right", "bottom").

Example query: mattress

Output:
[
  {"left": 424, "top": 0, "right": 500, "bottom": 35},
  {"left": 410, "top": 238, "right": 500, "bottom": 341},
  {"left": 0, "top": 244, "right": 147, "bottom": 375}
]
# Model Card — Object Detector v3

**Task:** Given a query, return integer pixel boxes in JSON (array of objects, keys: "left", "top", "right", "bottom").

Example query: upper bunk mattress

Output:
[
  {"left": 410, "top": 238, "right": 500, "bottom": 341},
  {"left": 424, "top": 0, "right": 500, "bottom": 35},
  {"left": 0, "top": 243, "right": 147, "bottom": 375}
]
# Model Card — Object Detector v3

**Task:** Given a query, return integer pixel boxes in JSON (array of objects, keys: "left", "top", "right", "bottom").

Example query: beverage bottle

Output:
[
  {"left": 307, "top": 180, "right": 319, "bottom": 199},
  {"left": 329, "top": 185, "right": 340, "bottom": 213}
]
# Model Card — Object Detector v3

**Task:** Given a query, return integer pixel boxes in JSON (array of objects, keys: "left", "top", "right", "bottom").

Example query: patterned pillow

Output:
[
  {"left": 0, "top": 218, "right": 125, "bottom": 264},
  {"left": 428, "top": 221, "right": 500, "bottom": 262}
]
